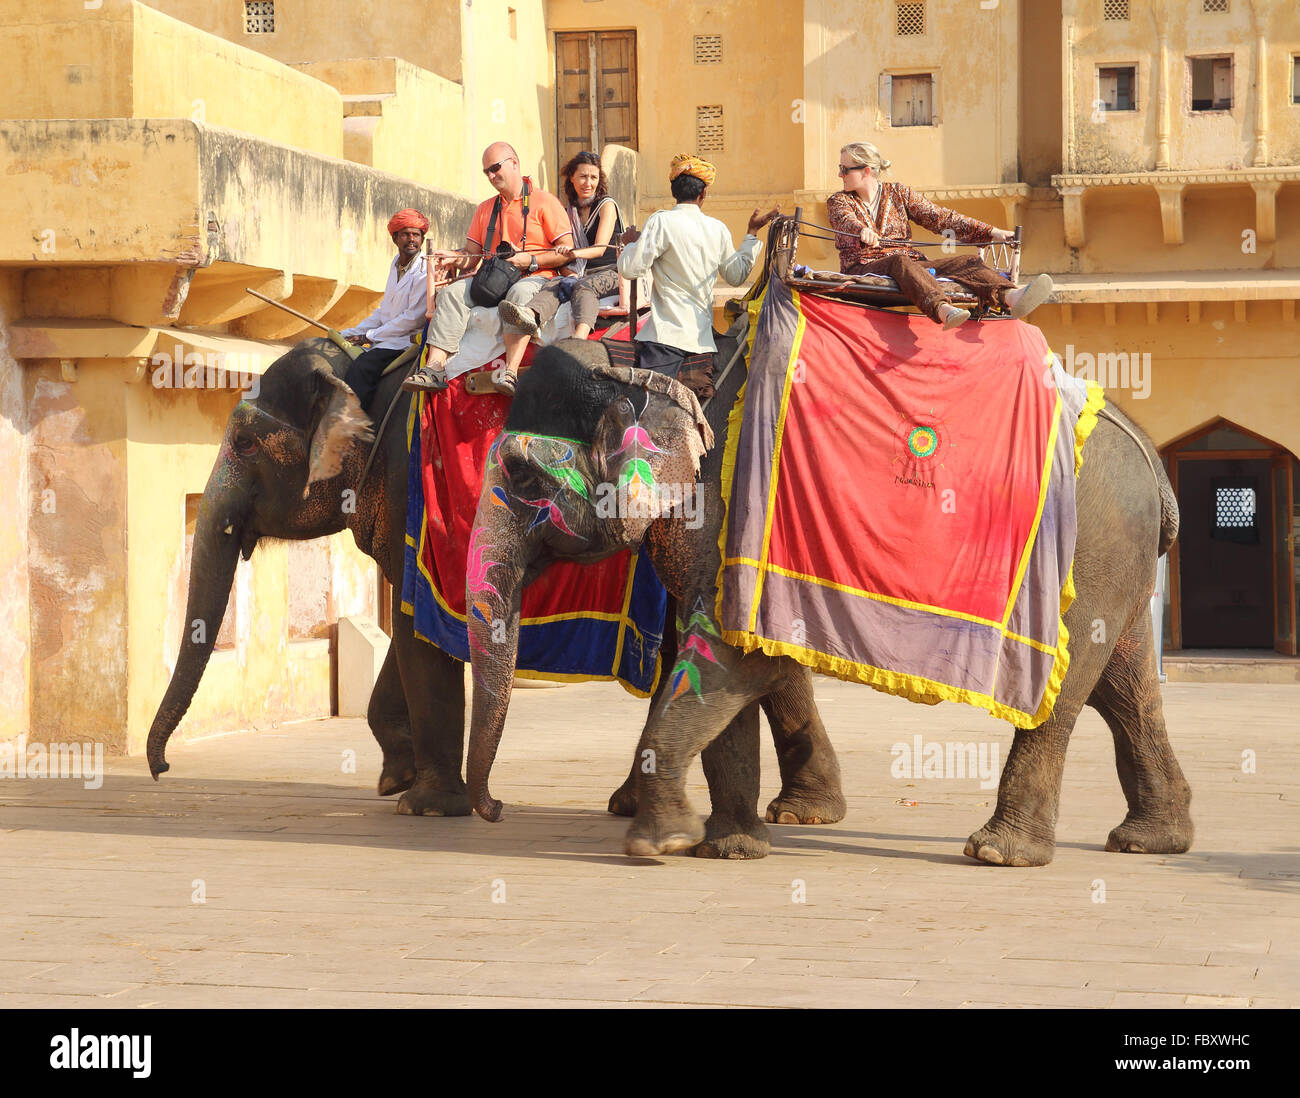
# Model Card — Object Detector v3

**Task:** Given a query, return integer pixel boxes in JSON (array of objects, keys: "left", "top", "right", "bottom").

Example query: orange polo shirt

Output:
[{"left": 467, "top": 180, "right": 572, "bottom": 280}]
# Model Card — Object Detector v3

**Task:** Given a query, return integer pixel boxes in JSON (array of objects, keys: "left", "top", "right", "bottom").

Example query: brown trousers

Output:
[{"left": 847, "top": 253, "right": 1012, "bottom": 322}]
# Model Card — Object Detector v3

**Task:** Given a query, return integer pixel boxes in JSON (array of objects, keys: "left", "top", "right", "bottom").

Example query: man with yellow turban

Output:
[
  {"left": 341, "top": 208, "right": 434, "bottom": 411},
  {"left": 617, "top": 156, "right": 779, "bottom": 376}
]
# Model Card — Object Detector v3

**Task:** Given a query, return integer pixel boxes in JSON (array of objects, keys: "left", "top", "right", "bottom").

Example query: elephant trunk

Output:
[
  {"left": 146, "top": 470, "right": 247, "bottom": 778},
  {"left": 465, "top": 547, "right": 525, "bottom": 823}
]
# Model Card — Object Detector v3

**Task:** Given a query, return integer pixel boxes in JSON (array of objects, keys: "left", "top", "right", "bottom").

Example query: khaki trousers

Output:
[
  {"left": 426, "top": 273, "right": 549, "bottom": 356},
  {"left": 847, "top": 253, "right": 1012, "bottom": 322}
]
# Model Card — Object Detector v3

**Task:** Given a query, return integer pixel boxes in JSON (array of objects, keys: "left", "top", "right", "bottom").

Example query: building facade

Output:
[{"left": 2, "top": 0, "right": 1296, "bottom": 757}]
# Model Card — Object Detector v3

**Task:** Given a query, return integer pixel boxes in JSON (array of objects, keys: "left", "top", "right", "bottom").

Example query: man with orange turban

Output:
[
  {"left": 341, "top": 208, "right": 437, "bottom": 412},
  {"left": 618, "top": 156, "right": 779, "bottom": 377}
]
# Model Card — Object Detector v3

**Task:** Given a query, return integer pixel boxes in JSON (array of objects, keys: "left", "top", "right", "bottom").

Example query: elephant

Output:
[
  {"left": 146, "top": 336, "right": 847, "bottom": 853},
  {"left": 464, "top": 326, "right": 1194, "bottom": 867}
]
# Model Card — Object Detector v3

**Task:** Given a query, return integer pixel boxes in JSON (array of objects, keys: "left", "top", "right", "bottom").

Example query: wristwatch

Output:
[{"left": 526, "top": 256, "right": 539, "bottom": 274}]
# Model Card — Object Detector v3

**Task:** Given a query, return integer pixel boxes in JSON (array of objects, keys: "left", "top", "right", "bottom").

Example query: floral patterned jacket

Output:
[{"left": 826, "top": 184, "right": 997, "bottom": 272}]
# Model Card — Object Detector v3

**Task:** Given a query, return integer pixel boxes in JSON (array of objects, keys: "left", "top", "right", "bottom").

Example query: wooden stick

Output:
[{"left": 244, "top": 288, "right": 360, "bottom": 359}]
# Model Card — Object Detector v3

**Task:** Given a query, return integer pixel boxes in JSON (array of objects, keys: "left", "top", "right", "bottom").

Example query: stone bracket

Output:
[
  {"left": 1151, "top": 182, "right": 1185, "bottom": 245},
  {"left": 60, "top": 359, "right": 77, "bottom": 383},
  {"left": 1060, "top": 186, "right": 1086, "bottom": 249},
  {"left": 1252, "top": 180, "right": 1281, "bottom": 244}
]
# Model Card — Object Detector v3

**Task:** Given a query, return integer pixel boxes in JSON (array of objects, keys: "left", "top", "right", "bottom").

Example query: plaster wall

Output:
[
  {"left": 138, "top": 0, "right": 467, "bottom": 83},
  {"left": 1065, "top": 0, "right": 1300, "bottom": 172},
  {"left": 0, "top": 1, "right": 344, "bottom": 160}
]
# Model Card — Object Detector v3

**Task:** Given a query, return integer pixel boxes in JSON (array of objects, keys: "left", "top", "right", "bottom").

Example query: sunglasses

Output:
[
  {"left": 837, "top": 164, "right": 866, "bottom": 175},
  {"left": 483, "top": 157, "right": 517, "bottom": 176}
]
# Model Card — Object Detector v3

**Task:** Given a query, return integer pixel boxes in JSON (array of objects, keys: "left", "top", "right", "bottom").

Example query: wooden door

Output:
[
  {"left": 555, "top": 30, "right": 637, "bottom": 167},
  {"left": 1272, "top": 456, "right": 1296, "bottom": 654},
  {"left": 1176, "top": 457, "right": 1274, "bottom": 647}
]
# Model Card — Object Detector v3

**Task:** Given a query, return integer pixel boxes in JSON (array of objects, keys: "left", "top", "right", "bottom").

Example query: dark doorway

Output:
[
  {"left": 1175, "top": 458, "right": 1272, "bottom": 647},
  {"left": 1166, "top": 418, "right": 1297, "bottom": 654}
]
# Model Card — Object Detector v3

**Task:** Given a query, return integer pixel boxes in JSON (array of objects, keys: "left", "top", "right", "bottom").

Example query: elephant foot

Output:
[
  {"left": 606, "top": 779, "right": 637, "bottom": 818},
  {"left": 624, "top": 807, "right": 705, "bottom": 858},
  {"left": 377, "top": 755, "right": 416, "bottom": 797},
  {"left": 964, "top": 815, "right": 1055, "bottom": 867},
  {"left": 765, "top": 786, "right": 847, "bottom": 825},
  {"left": 396, "top": 772, "right": 472, "bottom": 817},
  {"left": 1105, "top": 810, "right": 1193, "bottom": 855},
  {"left": 694, "top": 814, "right": 771, "bottom": 860}
]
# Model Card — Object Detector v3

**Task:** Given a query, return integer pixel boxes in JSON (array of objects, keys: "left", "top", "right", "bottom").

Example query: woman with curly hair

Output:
[{"left": 498, "top": 151, "right": 626, "bottom": 374}]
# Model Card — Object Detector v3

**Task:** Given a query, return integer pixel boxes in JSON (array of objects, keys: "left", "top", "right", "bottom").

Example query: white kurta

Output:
[
  {"left": 341, "top": 253, "right": 429, "bottom": 350},
  {"left": 617, "top": 203, "right": 761, "bottom": 353}
]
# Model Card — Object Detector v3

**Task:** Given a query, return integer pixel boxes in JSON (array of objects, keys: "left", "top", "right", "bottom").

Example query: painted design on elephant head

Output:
[
  {"left": 467, "top": 526, "right": 503, "bottom": 605},
  {"left": 496, "top": 432, "right": 591, "bottom": 500}
]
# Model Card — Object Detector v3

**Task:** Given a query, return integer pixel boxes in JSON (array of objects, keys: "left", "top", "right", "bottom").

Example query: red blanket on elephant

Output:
[
  {"left": 717, "top": 278, "right": 1104, "bottom": 727},
  {"left": 400, "top": 327, "right": 667, "bottom": 695}
]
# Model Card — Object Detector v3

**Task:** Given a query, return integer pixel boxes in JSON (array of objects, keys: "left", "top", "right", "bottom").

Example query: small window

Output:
[
  {"left": 1098, "top": 65, "right": 1137, "bottom": 111},
  {"left": 1213, "top": 482, "right": 1259, "bottom": 544},
  {"left": 694, "top": 34, "right": 722, "bottom": 64},
  {"left": 1190, "top": 56, "right": 1232, "bottom": 111},
  {"left": 1103, "top": 0, "right": 1130, "bottom": 20},
  {"left": 244, "top": 1, "right": 275, "bottom": 34},
  {"left": 1203, "top": 0, "right": 1229, "bottom": 12},
  {"left": 1293, "top": 57, "right": 1299, "bottom": 104},
  {"left": 891, "top": 73, "right": 934, "bottom": 127},
  {"left": 696, "top": 105, "right": 724, "bottom": 155},
  {"left": 896, "top": 2, "right": 925, "bottom": 37}
]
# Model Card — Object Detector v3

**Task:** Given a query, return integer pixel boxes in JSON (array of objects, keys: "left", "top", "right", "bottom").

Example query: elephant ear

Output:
[{"left": 302, "top": 367, "right": 374, "bottom": 498}]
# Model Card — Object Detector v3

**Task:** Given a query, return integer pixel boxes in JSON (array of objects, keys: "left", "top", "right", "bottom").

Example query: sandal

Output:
[
  {"left": 490, "top": 364, "right": 517, "bottom": 396},
  {"left": 401, "top": 366, "right": 449, "bottom": 393}
]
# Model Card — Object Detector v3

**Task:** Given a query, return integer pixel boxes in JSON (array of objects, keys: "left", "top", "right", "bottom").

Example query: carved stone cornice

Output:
[{"left": 1052, "top": 167, "right": 1300, "bottom": 188}]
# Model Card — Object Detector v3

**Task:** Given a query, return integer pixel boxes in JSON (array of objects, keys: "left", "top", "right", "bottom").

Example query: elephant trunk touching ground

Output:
[
  {"left": 146, "top": 432, "right": 254, "bottom": 778},
  {"left": 147, "top": 340, "right": 373, "bottom": 779}
]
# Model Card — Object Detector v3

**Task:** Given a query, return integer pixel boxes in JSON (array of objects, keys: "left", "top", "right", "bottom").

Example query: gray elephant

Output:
[
  {"left": 146, "top": 336, "right": 847, "bottom": 852},
  {"left": 464, "top": 324, "right": 1193, "bottom": 866}
]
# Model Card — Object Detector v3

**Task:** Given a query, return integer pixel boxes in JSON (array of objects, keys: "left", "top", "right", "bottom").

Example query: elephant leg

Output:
[
  {"left": 626, "top": 655, "right": 780, "bottom": 857},
  {"left": 369, "top": 642, "right": 416, "bottom": 796},
  {"left": 1089, "top": 610, "right": 1194, "bottom": 855},
  {"left": 761, "top": 665, "right": 847, "bottom": 825},
  {"left": 391, "top": 608, "right": 472, "bottom": 817},
  {"left": 695, "top": 701, "right": 771, "bottom": 859},
  {"left": 609, "top": 596, "right": 678, "bottom": 818}
]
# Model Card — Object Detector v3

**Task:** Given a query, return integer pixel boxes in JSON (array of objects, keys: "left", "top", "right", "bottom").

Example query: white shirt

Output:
[
  {"left": 342, "top": 253, "right": 429, "bottom": 350},
  {"left": 617, "top": 203, "right": 762, "bottom": 353}
]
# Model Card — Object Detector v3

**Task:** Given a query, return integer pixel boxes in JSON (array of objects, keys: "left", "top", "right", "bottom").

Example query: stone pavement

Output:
[{"left": 1, "top": 680, "right": 1297, "bottom": 1008}]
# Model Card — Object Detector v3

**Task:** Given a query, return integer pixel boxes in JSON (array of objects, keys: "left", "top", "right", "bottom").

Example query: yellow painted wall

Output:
[
  {"left": 0, "top": 302, "right": 31, "bottom": 746},
  {"left": 1034, "top": 300, "right": 1300, "bottom": 458},
  {"left": 0, "top": 1, "right": 343, "bottom": 160},
  {"left": 138, "top": 0, "right": 467, "bottom": 83},
  {"left": 295, "top": 57, "right": 470, "bottom": 195},
  {"left": 1066, "top": 0, "right": 1300, "bottom": 172}
]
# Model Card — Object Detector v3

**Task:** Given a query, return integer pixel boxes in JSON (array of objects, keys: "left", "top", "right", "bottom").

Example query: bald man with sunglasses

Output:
[{"left": 404, "top": 142, "right": 573, "bottom": 395}]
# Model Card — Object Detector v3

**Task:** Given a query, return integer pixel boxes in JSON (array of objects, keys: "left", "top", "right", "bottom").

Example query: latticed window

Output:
[
  {"left": 1203, "top": 0, "right": 1229, "bottom": 13},
  {"left": 1103, "top": 0, "right": 1130, "bottom": 21},
  {"left": 244, "top": 1, "right": 275, "bottom": 34},
  {"left": 895, "top": 2, "right": 925, "bottom": 37},
  {"left": 1216, "top": 487, "right": 1255, "bottom": 528},
  {"left": 696, "top": 105, "right": 724, "bottom": 155},
  {"left": 693, "top": 35, "right": 722, "bottom": 64}
]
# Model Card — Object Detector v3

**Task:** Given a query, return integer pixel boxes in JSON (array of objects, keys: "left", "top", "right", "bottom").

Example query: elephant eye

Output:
[{"left": 233, "top": 431, "right": 258, "bottom": 457}]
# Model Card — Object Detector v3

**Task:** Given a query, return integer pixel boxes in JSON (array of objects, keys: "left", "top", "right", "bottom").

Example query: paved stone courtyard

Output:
[{"left": 1, "top": 680, "right": 1297, "bottom": 1008}]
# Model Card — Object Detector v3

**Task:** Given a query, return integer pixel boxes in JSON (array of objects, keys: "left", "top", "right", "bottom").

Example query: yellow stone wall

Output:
[
  {"left": 138, "top": 0, "right": 467, "bottom": 83},
  {"left": 1065, "top": 0, "right": 1300, "bottom": 173},
  {"left": 0, "top": 0, "right": 343, "bottom": 160}
]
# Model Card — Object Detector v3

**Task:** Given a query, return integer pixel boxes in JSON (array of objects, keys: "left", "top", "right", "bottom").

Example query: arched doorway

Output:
[{"left": 1163, "top": 419, "right": 1297, "bottom": 654}]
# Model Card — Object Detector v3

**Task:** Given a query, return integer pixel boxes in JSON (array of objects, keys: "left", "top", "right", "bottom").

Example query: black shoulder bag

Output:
[{"left": 469, "top": 180, "right": 531, "bottom": 307}]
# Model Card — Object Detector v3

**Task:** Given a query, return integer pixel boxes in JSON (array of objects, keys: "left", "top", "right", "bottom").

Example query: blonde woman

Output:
[{"left": 826, "top": 142, "right": 1052, "bottom": 328}]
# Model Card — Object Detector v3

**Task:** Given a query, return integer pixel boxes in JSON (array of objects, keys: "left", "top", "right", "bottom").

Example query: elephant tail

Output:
[{"left": 1156, "top": 459, "right": 1179, "bottom": 557}]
